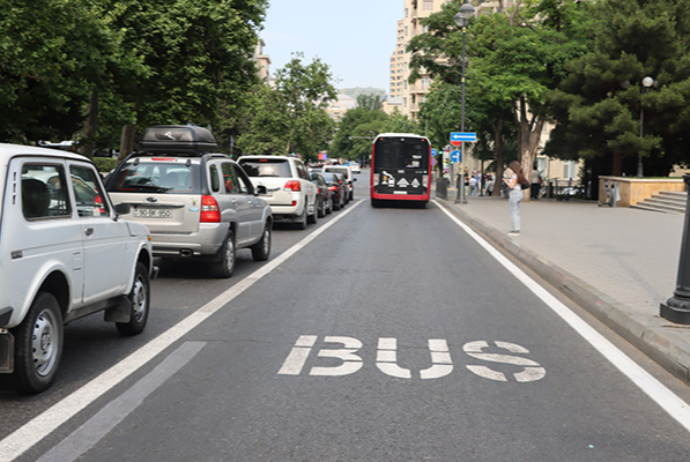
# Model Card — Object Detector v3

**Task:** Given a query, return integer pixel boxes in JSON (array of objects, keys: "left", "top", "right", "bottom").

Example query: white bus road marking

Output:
[
  {"left": 0, "top": 201, "right": 363, "bottom": 462},
  {"left": 35, "top": 342, "right": 206, "bottom": 462},
  {"left": 434, "top": 200, "right": 690, "bottom": 432},
  {"left": 280, "top": 336, "right": 540, "bottom": 381}
]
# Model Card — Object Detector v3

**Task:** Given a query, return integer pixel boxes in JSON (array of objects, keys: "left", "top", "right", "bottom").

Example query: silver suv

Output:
[
  {"left": 105, "top": 126, "right": 273, "bottom": 278},
  {"left": 0, "top": 143, "right": 156, "bottom": 393}
]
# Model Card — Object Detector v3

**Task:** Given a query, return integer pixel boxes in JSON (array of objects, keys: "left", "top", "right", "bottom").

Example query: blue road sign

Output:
[
  {"left": 450, "top": 150, "right": 461, "bottom": 163},
  {"left": 431, "top": 148, "right": 438, "bottom": 157},
  {"left": 450, "top": 132, "right": 477, "bottom": 143},
  {"left": 431, "top": 157, "right": 438, "bottom": 167}
]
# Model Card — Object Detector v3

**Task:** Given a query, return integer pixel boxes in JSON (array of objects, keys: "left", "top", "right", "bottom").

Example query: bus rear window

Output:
[{"left": 374, "top": 138, "right": 429, "bottom": 170}]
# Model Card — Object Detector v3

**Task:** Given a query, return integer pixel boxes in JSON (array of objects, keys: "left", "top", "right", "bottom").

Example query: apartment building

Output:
[{"left": 254, "top": 39, "right": 271, "bottom": 85}]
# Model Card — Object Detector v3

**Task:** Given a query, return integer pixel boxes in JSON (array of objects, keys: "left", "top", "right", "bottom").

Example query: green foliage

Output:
[
  {"left": 236, "top": 54, "right": 336, "bottom": 162},
  {"left": 329, "top": 107, "right": 388, "bottom": 161},
  {"left": 356, "top": 94, "right": 385, "bottom": 111},
  {"left": 544, "top": 0, "right": 690, "bottom": 175},
  {"left": 93, "top": 157, "right": 118, "bottom": 173}
]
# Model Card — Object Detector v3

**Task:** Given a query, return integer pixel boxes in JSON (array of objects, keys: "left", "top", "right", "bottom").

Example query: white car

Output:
[
  {"left": 238, "top": 156, "right": 318, "bottom": 229},
  {"left": 0, "top": 143, "right": 157, "bottom": 393}
]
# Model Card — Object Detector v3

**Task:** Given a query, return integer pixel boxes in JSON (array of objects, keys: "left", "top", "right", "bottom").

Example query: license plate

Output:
[{"left": 133, "top": 208, "right": 172, "bottom": 218}]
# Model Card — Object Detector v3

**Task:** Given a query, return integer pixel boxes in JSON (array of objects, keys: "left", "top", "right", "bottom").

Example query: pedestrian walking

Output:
[
  {"left": 531, "top": 164, "right": 542, "bottom": 200},
  {"left": 469, "top": 174, "right": 478, "bottom": 196},
  {"left": 503, "top": 160, "right": 525, "bottom": 236}
]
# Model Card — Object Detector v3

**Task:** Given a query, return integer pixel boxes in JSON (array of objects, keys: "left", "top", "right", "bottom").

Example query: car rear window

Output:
[
  {"left": 239, "top": 159, "right": 291, "bottom": 178},
  {"left": 107, "top": 162, "right": 201, "bottom": 194},
  {"left": 324, "top": 167, "right": 349, "bottom": 178}
]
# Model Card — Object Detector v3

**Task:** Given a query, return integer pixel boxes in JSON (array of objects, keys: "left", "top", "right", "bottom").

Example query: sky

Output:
[{"left": 262, "top": 0, "right": 403, "bottom": 94}]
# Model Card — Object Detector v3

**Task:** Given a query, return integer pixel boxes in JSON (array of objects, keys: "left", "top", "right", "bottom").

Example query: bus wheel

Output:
[{"left": 371, "top": 199, "right": 381, "bottom": 208}]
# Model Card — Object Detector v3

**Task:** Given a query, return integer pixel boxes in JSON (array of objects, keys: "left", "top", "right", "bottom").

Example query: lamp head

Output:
[
  {"left": 642, "top": 76, "right": 654, "bottom": 88},
  {"left": 454, "top": 3, "right": 475, "bottom": 26}
]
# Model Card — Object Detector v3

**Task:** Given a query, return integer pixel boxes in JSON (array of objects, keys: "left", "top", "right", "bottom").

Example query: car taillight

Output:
[
  {"left": 328, "top": 186, "right": 337, "bottom": 192},
  {"left": 94, "top": 195, "right": 105, "bottom": 215},
  {"left": 284, "top": 180, "right": 301, "bottom": 192},
  {"left": 200, "top": 195, "right": 221, "bottom": 222}
]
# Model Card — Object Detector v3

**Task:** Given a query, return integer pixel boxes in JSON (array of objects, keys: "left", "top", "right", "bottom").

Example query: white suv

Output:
[
  {"left": 238, "top": 156, "right": 318, "bottom": 229},
  {"left": 0, "top": 143, "right": 156, "bottom": 393}
]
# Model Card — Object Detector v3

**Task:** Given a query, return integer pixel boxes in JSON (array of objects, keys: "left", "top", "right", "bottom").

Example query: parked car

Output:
[
  {"left": 310, "top": 172, "right": 332, "bottom": 217},
  {"left": 323, "top": 165, "right": 355, "bottom": 201},
  {"left": 0, "top": 143, "right": 157, "bottom": 393},
  {"left": 238, "top": 155, "right": 318, "bottom": 229},
  {"left": 105, "top": 126, "right": 273, "bottom": 278},
  {"left": 348, "top": 163, "right": 362, "bottom": 174},
  {"left": 319, "top": 171, "right": 346, "bottom": 211}
]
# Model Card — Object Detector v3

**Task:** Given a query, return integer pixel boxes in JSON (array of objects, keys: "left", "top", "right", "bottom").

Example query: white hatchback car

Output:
[
  {"left": 0, "top": 143, "right": 157, "bottom": 393},
  {"left": 238, "top": 156, "right": 318, "bottom": 229}
]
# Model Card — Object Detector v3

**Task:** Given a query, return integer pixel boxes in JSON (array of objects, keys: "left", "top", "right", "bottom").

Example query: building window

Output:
[
  {"left": 421, "top": 77, "right": 431, "bottom": 90},
  {"left": 403, "top": 98, "right": 407, "bottom": 107},
  {"left": 405, "top": 8, "right": 409, "bottom": 17},
  {"left": 563, "top": 160, "right": 577, "bottom": 179},
  {"left": 405, "top": 26, "right": 408, "bottom": 36},
  {"left": 423, "top": 0, "right": 433, "bottom": 11}
]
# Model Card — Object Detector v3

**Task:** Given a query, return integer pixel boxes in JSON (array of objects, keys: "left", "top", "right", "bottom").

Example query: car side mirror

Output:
[
  {"left": 255, "top": 185, "right": 267, "bottom": 196},
  {"left": 114, "top": 203, "right": 131, "bottom": 215}
]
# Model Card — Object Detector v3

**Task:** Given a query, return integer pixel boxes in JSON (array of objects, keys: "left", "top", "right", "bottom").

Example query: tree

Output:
[
  {"left": 544, "top": 0, "right": 690, "bottom": 176},
  {"left": 236, "top": 54, "right": 336, "bottom": 161},
  {"left": 110, "top": 0, "right": 268, "bottom": 158},
  {"left": 356, "top": 94, "right": 386, "bottom": 111},
  {"left": 408, "top": 0, "right": 589, "bottom": 198},
  {"left": 0, "top": 0, "right": 138, "bottom": 144},
  {"left": 329, "top": 107, "right": 389, "bottom": 162}
]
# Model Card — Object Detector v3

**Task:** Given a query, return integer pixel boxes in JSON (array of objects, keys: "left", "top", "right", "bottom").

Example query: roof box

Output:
[{"left": 140, "top": 125, "right": 217, "bottom": 154}]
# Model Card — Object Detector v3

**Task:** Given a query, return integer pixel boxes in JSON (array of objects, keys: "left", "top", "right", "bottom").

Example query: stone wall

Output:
[{"left": 599, "top": 176, "right": 685, "bottom": 207}]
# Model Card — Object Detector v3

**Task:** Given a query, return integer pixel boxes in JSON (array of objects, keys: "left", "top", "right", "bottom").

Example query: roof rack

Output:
[{"left": 139, "top": 125, "right": 217, "bottom": 154}]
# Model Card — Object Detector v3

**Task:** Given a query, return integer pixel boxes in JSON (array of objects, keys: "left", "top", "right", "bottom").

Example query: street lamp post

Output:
[
  {"left": 638, "top": 76, "right": 654, "bottom": 178},
  {"left": 454, "top": 2, "right": 475, "bottom": 205}
]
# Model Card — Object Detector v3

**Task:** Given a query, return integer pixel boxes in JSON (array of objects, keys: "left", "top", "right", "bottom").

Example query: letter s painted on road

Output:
[{"left": 463, "top": 341, "right": 546, "bottom": 382}]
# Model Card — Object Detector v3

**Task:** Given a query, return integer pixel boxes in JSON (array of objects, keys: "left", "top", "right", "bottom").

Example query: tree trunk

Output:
[
  {"left": 515, "top": 97, "right": 545, "bottom": 202},
  {"left": 79, "top": 89, "right": 98, "bottom": 159},
  {"left": 612, "top": 151, "right": 624, "bottom": 176},
  {"left": 119, "top": 125, "right": 137, "bottom": 161},
  {"left": 491, "top": 117, "right": 505, "bottom": 197}
]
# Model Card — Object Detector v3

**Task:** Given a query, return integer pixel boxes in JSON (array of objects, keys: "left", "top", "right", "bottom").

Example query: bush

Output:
[{"left": 93, "top": 157, "right": 118, "bottom": 173}]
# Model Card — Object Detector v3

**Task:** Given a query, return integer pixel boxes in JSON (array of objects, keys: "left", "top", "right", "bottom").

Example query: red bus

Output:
[{"left": 370, "top": 133, "right": 432, "bottom": 207}]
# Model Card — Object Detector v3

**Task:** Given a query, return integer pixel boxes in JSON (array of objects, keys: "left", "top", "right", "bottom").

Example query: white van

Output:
[{"left": 322, "top": 165, "right": 356, "bottom": 201}]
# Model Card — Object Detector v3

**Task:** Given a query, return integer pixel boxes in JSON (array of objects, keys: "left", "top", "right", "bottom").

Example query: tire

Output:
[
  {"left": 308, "top": 198, "right": 318, "bottom": 224},
  {"left": 10, "top": 292, "right": 63, "bottom": 393},
  {"left": 349, "top": 191, "right": 354, "bottom": 201},
  {"left": 371, "top": 199, "right": 381, "bottom": 208},
  {"left": 116, "top": 262, "right": 150, "bottom": 336},
  {"left": 213, "top": 230, "right": 236, "bottom": 278},
  {"left": 251, "top": 223, "right": 271, "bottom": 261},
  {"left": 294, "top": 204, "right": 308, "bottom": 230},
  {"left": 326, "top": 197, "right": 333, "bottom": 214},
  {"left": 333, "top": 196, "right": 341, "bottom": 211}
]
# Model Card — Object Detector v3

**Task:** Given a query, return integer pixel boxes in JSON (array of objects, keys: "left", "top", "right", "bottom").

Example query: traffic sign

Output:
[
  {"left": 431, "top": 148, "right": 438, "bottom": 157},
  {"left": 450, "top": 132, "right": 477, "bottom": 146},
  {"left": 450, "top": 150, "right": 461, "bottom": 163},
  {"left": 431, "top": 158, "right": 438, "bottom": 166}
]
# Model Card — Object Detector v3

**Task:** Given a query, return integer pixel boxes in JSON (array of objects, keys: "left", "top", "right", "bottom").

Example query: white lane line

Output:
[
  {"left": 35, "top": 342, "right": 206, "bottom": 462},
  {"left": 434, "top": 200, "right": 690, "bottom": 432},
  {"left": 0, "top": 201, "right": 362, "bottom": 462}
]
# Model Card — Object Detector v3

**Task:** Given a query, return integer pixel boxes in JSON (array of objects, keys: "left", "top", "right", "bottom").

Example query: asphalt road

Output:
[{"left": 3, "top": 173, "right": 690, "bottom": 461}]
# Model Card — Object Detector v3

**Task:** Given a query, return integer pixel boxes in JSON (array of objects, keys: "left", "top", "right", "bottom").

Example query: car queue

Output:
[{"left": 0, "top": 125, "right": 357, "bottom": 393}]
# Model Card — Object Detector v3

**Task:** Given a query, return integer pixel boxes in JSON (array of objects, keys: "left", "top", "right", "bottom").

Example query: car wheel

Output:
[
  {"left": 116, "top": 262, "right": 150, "bottom": 336},
  {"left": 371, "top": 199, "right": 381, "bottom": 208},
  {"left": 295, "top": 204, "right": 308, "bottom": 230},
  {"left": 308, "top": 198, "right": 318, "bottom": 224},
  {"left": 333, "top": 196, "right": 341, "bottom": 211},
  {"left": 213, "top": 230, "right": 236, "bottom": 278},
  {"left": 349, "top": 190, "right": 354, "bottom": 201},
  {"left": 326, "top": 197, "right": 333, "bottom": 214},
  {"left": 251, "top": 223, "right": 272, "bottom": 261},
  {"left": 10, "top": 292, "right": 63, "bottom": 393},
  {"left": 317, "top": 196, "right": 326, "bottom": 218}
]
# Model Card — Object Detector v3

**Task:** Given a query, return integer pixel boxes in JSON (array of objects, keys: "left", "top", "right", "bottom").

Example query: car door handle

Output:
[{"left": 84, "top": 228, "right": 94, "bottom": 236}]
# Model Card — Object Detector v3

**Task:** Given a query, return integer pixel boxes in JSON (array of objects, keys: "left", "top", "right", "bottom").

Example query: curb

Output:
[{"left": 437, "top": 196, "right": 690, "bottom": 385}]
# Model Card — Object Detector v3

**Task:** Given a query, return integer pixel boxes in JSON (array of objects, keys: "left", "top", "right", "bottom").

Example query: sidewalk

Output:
[{"left": 437, "top": 190, "right": 690, "bottom": 384}]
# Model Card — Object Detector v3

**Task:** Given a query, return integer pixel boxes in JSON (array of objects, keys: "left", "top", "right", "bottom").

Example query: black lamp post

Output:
[
  {"left": 637, "top": 76, "right": 654, "bottom": 178},
  {"left": 661, "top": 175, "right": 690, "bottom": 324},
  {"left": 453, "top": 2, "right": 475, "bottom": 205}
]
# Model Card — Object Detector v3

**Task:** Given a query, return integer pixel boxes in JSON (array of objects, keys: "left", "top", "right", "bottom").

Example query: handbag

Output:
[{"left": 521, "top": 180, "right": 530, "bottom": 190}]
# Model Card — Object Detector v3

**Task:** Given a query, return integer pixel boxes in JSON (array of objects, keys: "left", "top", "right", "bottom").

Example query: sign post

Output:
[{"left": 450, "top": 133, "right": 477, "bottom": 204}]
